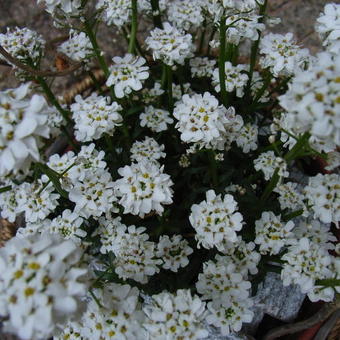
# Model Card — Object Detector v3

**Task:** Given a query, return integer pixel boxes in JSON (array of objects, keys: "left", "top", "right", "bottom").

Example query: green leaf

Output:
[
  {"left": 36, "top": 163, "right": 69, "bottom": 199},
  {"left": 0, "top": 185, "right": 12, "bottom": 193}
]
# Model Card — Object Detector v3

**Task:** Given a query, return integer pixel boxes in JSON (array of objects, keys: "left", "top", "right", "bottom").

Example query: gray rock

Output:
[{"left": 244, "top": 272, "right": 305, "bottom": 334}]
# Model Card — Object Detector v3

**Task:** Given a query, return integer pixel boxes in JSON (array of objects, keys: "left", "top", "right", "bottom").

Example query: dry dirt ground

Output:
[{"left": 0, "top": 0, "right": 332, "bottom": 339}]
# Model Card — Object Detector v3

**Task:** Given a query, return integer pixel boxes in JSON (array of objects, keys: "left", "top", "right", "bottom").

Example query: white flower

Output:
[
  {"left": 274, "top": 182, "right": 307, "bottom": 213},
  {"left": 58, "top": 29, "right": 92, "bottom": 62},
  {"left": 56, "top": 283, "right": 146, "bottom": 339},
  {"left": 293, "top": 219, "right": 337, "bottom": 250},
  {"left": 130, "top": 137, "right": 166, "bottom": 164},
  {"left": 205, "top": 0, "right": 262, "bottom": 22},
  {"left": 260, "top": 33, "right": 310, "bottom": 77},
  {"left": 206, "top": 298, "right": 254, "bottom": 336},
  {"left": 304, "top": 173, "right": 340, "bottom": 224},
  {"left": 94, "top": 216, "right": 126, "bottom": 254},
  {"left": 0, "top": 27, "right": 45, "bottom": 67},
  {"left": 179, "top": 154, "right": 190, "bottom": 168},
  {"left": 70, "top": 93, "right": 122, "bottom": 142},
  {"left": 0, "top": 84, "right": 51, "bottom": 177},
  {"left": 114, "top": 161, "right": 173, "bottom": 218},
  {"left": 279, "top": 52, "right": 340, "bottom": 152},
  {"left": 16, "top": 180, "right": 60, "bottom": 223},
  {"left": 218, "top": 238, "right": 261, "bottom": 278},
  {"left": 325, "top": 151, "right": 340, "bottom": 171},
  {"left": 224, "top": 13, "right": 265, "bottom": 45},
  {"left": 254, "top": 151, "right": 289, "bottom": 180},
  {"left": 146, "top": 22, "right": 194, "bottom": 66},
  {"left": 143, "top": 289, "right": 208, "bottom": 339},
  {"left": 108, "top": 224, "right": 162, "bottom": 283},
  {"left": 254, "top": 211, "right": 295, "bottom": 255},
  {"left": 156, "top": 235, "right": 193, "bottom": 272},
  {"left": 139, "top": 105, "right": 173, "bottom": 132},
  {"left": 172, "top": 82, "right": 193, "bottom": 100},
  {"left": 168, "top": 0, "right": 204, "bottom": 31},
  {"left": 235, "top": 123, "right": 258, "bottom": 153},
  {"left": 97, "top": 0, "right": 131, "bottom": 27},
  {"left": 281, "top": 238, "right": 336, "bottom": 300},
  {"left": 138, "top": 0, "right": 167, "bottom": 14},
  {"left": 37, "top": 0, "right": 82, "bottom": 16},
  {"left": 139, "top": 82, "right": 164, "bottom": 104},
  {"left": 68, "top": 168, "right": 116, "bottom": 219},
  {"left": 45, "top": 144, "right": 107, "bottom": 189},
  {"left": 173, "top": 92, "right": 243, "bottom": 150},
  {"left": 189, "top": 190, "right": 243, "bottom": 251},
  {"left": 49, "top": 210, "right": 86, "bottom": 244},
  {"left": 315, "top": 3, "right": 340, "bottom": 54},
  {"left": 196, "top": 259, "right": 251, "bottom": 306},
  {"left": 212, "top": 62, "right": 249, "bottom": 97},
  {"left": 106, "top": 54, "right": 149, "bottom": 98},
  {"left": 0, "top": 232, "right": 87, "bottom": 340},
  {"left": 190, "top": 57, "right": 216, "bottom": 78},
  {"left": 0, "top": 181, "right": 20, "bottom": 222}
]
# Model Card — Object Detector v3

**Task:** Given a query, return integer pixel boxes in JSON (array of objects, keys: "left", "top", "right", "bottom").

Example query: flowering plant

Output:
[{"left": 0, "top": 1, "right": 339, "bottom": 339}]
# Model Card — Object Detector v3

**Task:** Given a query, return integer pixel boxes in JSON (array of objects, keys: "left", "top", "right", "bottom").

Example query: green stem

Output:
[
  {"left": 166, "top": 65, "right": 173, "bottom": 113},
  {"left": 128, "top": 0, "right": 138, "bottom": 54},
  {"left": 246, "top": 0, "right": 268, "bottom": 95},
  {"left": 316, "top": 279, "right": 340, "bottom": 287},
  {"left": 37, "top": 76, "right": 71, "bottom": 124},
  {"left": 104, "top": 133, "right": 115, "bottom": 156},
  {"left": 84, "top": 20, "right": 110, "bottom": 78},
  {"left": 198, "top": 25, "right": 207, "bottom": 54},
  {"left": 284, "top": 132, "right": 310, "bottom": 163},
  {"left": 0, "top": 185, "right": 12, "bottom": 193},
  {"left": 161, "top": 64, "right": 167, "bottom": 89},
  {"left": 207, "top": 27, "right": 217, "bottom": 56},
  {"left": 260, "top": 168, "right": 279, "bottom": 201},
  {"left": 88, "top": 70, "right": 104, "bottom": 95},
  {"left": 218, "top": 16, "right": 228, "bottom": 107},
  {"left": 208, "top": 150, "right": 218, "bottom": 187},
  {"left": 150, "top": 0, "right": 163, "bottom": 28},
  {"left": 283, "top": 209, "right": 304, "bottom": 222}
]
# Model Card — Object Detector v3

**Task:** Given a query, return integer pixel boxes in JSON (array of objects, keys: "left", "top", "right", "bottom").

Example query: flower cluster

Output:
[
  {"left": 113, "top": 161, "right": 173, "bottom": 218},
  {"left": 189, "top": 190, "right": 243, "bottom": 251},
  {"left": 0, "top": 2, "right": 339, "bottom": 339},
  {"left": 0, "top": 84, "right": 53, "bottom": 176},
  {"left": 173, "top": 92, "right": 243, "bottom": 150},
  {"left": 156, "top": 234, "right": 193, "bottom": 272},
  {"left": 55, "top": 283, "right": 145, "bottom": 339},
  {"left": 130, "top": 137, "right": 166, "bottom": 164},
  {"left": 143, "top": 289, "right": 208, "bottom": 339},
  {"left": 254, "top": 151, "right": 289, "bottom": 180},
  {"left": 255, "top": 211, "right": 295, "bottom": 255},
  {"left": 139, "top": 106, "right": 173, "bottom": 132},
  {"left": 315, "top": 3, "right": 340, "bottom": 54},
  {"left": 212, "top": 62, "right": 249, "bottom": 97},
  {"left": 168, "top": 0, "right": 204, "bottom": 31},
  {"left": 282, "top": 237, "right": 339, "bottom": 302},
  {"left": 0, "top": 27, "right": 45, "bottom": 67},
  {"left": 0, "top": 232, "right": 87, "bottom": 340},
  {"left": 58, "top": 29, "right": 92, "bottom": 62},
  {"left": 106, "top": 54, "right": 149, "bottom": 98},
  {"left": 70, "top": 93, "right": 122, "bottom": 142},
  {"left": 146, "top": 22, "right": 194, "bottom": 66},
  {"left": 304, "top": 173, "right": 340, "bottom": 224},
  {"left": 279, "top": 52, "right": 340, "bottom": 152},
  {"left": 259, "top": 33, "right": 310, "bottom": 76}
]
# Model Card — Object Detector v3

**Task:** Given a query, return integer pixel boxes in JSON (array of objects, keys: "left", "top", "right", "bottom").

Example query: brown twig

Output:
[
  {"left": 61, "top": 68, "right": 105, "bottom": 104},
  {"left": 262, "top": 300, "right": 340, "bottom": 340},
  {"left": 0, "top": 45, "right": 82, "bottom": 77}
]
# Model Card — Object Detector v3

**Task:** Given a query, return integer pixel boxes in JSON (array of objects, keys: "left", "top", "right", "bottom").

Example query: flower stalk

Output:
[
  {"left": 128, "top": 0, "right": 138, "bottom": 54},
  {"left": 218, "top": 16, "right": 228, "bottom": 107}
]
